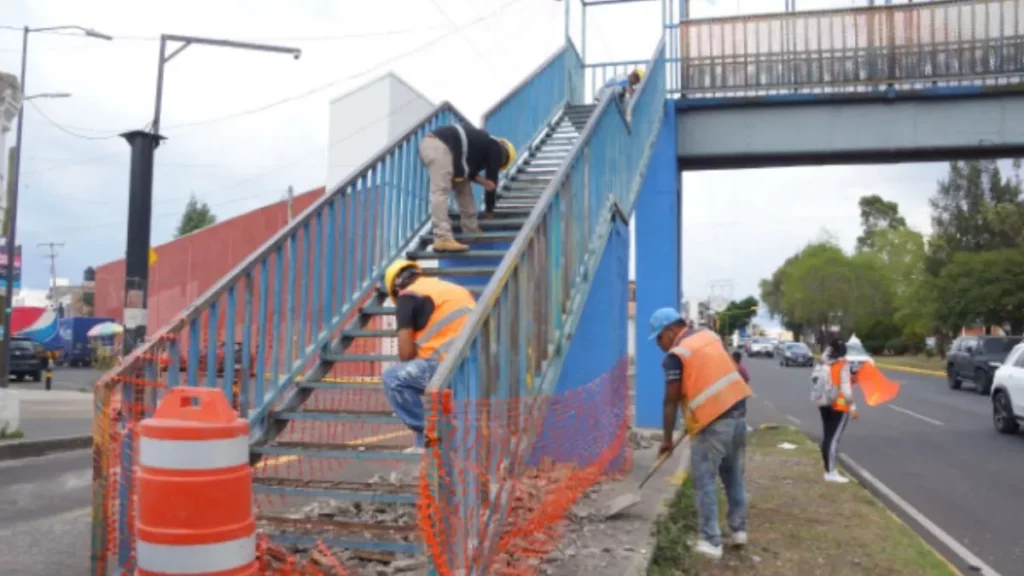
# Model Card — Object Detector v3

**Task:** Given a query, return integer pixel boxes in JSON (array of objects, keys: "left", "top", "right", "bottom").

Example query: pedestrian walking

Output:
[
  {"left": 815, "top": 338, "right": 860, "bottom": 483},
  {"left": 649, "top": 307, "right": 753, "bottom": 560},
  {"left": 418, "top": 124, "right": 516, "bottom": 252}
]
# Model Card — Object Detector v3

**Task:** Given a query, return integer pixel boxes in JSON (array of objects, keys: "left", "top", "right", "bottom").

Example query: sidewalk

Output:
[{"left": 540, "top": 431, "right": 687, "bottom": 576}]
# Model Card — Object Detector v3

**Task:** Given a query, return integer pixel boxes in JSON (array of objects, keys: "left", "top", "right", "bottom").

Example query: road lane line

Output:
[
  {"left": 840, "top": 454, "right": 999, "bottom": 576},
  {"left": 888, "top": 404, "right": 944, "bottom": 426},
  {"left": 258, "top": 429, "right": 413, "bottom": 467},
  {"left": 786, "top": 415, "right": 801, "bottom": 425}
]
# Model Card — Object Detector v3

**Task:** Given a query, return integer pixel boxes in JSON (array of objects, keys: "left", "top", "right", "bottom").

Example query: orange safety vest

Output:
[
  {"left": 669, "top": 329, "right": 753, "bottom": 436},
  {"left": 830, "top": 359, "right": 851, "bottom": 413},
  {"left": 399, "top": 277, "right": 476, "bottom": 362}
]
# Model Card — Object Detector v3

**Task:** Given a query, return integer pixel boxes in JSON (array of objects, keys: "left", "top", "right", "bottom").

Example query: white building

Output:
[{"left": 326, "top": 72, "right": 435, "bottom": 192}]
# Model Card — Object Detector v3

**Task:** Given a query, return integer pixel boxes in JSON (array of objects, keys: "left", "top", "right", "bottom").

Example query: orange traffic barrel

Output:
[{"left": 136, "top": 388, "right": 257, "bottom": 576}]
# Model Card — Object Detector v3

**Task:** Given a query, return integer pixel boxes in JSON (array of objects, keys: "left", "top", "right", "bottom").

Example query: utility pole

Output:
[{"left": 38, "top": 241, "right": 64, "bottom": 300}]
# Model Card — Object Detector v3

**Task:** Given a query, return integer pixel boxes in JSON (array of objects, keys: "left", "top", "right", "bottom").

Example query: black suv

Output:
[
  {"left": 946, "top": 335, "right": 1022, "bottom": 395},
  {"left": 7, "top": 337, "right": 47, "bottom": 382}
]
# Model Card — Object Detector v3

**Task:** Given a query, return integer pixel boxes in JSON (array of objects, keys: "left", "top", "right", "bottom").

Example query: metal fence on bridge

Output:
[{"left": 680, "top": 0, "right": 1024, "bottom": 96}]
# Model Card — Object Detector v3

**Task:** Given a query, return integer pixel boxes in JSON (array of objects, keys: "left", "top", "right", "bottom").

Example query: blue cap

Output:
[{"left": 649, "top": 307, "right": 683, "bottom": 340}]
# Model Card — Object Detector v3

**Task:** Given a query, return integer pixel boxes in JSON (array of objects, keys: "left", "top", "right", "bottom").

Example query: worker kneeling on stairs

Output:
[
  {"left": 419, "top": 123, "right": 516, "bottom": 253},
  {"left": 383, "top": 260, "right": 476, "bottom": 454}
]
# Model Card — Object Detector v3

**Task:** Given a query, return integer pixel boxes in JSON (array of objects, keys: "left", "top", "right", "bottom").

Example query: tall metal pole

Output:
[{"left": 0, "top": 27, "right": 29, "bottom": 388}]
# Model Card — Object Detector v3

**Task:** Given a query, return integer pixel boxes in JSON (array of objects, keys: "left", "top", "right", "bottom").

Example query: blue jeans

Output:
[
  {"left": 690, "top": 416, "right": 748, "bottom": 547},
  {"left": 382, "top": 358, "right": 439, "bottom": 448}
]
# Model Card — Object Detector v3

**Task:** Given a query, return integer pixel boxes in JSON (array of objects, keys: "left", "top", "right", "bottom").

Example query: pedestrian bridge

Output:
[{"left": 90, "top": 1, "right": 1024, "bottom": 575}]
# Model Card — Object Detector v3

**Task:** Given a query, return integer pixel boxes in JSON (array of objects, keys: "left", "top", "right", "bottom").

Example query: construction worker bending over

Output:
[
  {"left": 419, "top": 124, "right": 516, "bottom": 253},
  {"left": 382, "top": 260, "right": 476, "bottom": 454},
  {"left": 595, "top": 68, "right": 644, "bottom": 106},
  {"left": 650, "top": 307, "right": 753, "bottom": 561}
]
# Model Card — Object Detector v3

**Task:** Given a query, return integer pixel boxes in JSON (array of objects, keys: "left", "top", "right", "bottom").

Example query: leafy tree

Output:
[
  {"left": 856, "top": 194, "right": 908, "bottom": 252},
  {"left": 176, "top": 193, "right": 217, "bottom": 238},
  {"left": 934, "top": 248, "right": 1024, "bottom": 335},
  {"left": 715, "top": 296, "right": 759, "bottom": 336}
]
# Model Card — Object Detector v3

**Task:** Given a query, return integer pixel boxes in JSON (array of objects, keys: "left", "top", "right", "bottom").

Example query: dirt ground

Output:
[{"left": 649, "top": 426, "right": 959, "bottom": 576}]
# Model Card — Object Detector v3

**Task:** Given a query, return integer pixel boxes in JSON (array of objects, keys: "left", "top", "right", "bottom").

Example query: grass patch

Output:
[
  {"left": 648, "top": 426, "right": 958, "bottom": 575},
  {"left": 877, "top": 355, "right": 946, "bottom": 373},
  {"left": 0, "top": 427, "right": 25, "bottom": 440}
]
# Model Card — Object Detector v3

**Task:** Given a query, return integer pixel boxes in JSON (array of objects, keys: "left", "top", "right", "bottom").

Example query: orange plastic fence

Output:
[{"left": 93, "top": 333, "right": 630, "bottom": 575}]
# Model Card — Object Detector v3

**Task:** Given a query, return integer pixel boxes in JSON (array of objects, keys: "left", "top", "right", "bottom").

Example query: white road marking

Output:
[
  {"left": 888, "top": 404, "right": 944, "bottom": 427},
  {"left": 786, "top": 415, "right": 801, "bottom": 425},
  {"left": 840, "top": 454, "right": 1001, "bottom": 576}
]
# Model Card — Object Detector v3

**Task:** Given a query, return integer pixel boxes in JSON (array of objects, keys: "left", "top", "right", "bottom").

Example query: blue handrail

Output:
[{"left": 420, "top": 38, "right": 667, "bottom": 574}]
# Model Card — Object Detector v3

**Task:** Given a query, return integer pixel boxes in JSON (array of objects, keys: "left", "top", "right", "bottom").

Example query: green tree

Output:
[
  {"left": 934, "top": 248, "right": 1024, "bottom": 335},
  {"left": 176, "top": 193, "right": 217, "bottom": 238},
  {"left": 715, "top": 296, "right": 759, "bottom": 336},
  {"left": 856, "top": 194, "right": 908, "bottom": 252}
]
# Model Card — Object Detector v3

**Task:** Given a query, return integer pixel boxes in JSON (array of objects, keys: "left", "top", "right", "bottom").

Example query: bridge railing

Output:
[
  {"left": 90, "top": 102, "right": 471, "bottom": 575},
  {"left": 417, "top": 38, "right": 666, "bottom": 575},
  {"left": 680, "top": 0, "right": 1024, "bottom": 96}
]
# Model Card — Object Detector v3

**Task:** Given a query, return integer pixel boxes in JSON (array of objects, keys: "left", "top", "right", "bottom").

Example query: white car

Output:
[
  {"left": 991, "top": 342, "right": 1024, "bottom": 434},
  {"left": 845, "top": 335, "right": 875, "bottom": 373}
]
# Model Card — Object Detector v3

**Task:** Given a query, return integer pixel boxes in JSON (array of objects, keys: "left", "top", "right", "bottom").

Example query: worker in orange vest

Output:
[
  {"left": 382, "top": 260, "right": 476, "bottom": 455},
  {"left": 650, "top": 307, "right": 754, "bottom": 560},
  {"left": 819, "top": 338, "right": 859, "bottom": 483}
]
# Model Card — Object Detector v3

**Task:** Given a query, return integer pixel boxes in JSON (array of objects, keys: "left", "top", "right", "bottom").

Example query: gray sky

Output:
[{"left": 0, "top": 0, "right": 957, "bottom": 326}]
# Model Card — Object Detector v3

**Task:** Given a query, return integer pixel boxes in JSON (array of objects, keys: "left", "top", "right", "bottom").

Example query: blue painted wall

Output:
[
  {"left": 633, "top": 101, "right": 680, "bottom": 429},
  {"left": 532, "top": 216, "right": 630, "bottom": 469}
]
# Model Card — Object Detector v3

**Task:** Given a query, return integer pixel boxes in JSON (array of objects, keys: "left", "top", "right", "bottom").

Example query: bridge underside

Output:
[{"left": 676, "top": 91, "right": 1024, "bottom": 170}]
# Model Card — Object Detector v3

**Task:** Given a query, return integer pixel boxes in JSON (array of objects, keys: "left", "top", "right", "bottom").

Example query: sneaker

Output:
[
  {"left": 402, "top": 446, "right": 425, "bottom": 455},
  {"left": 693, "top": 540, "right": 723, "bottom": 560},
  {"left": 730, "top": 531, "right": 748, "bottom": 547},
  {"left": 824, "top": 471, "right": 850, "bottom": 483},
  {"left": 433, "top": 238, "right": 470, "bottom": 253}
]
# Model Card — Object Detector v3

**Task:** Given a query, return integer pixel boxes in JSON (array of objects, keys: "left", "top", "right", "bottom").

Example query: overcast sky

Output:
[{"left": 0, "top": 0, "right": 969, "bottom": 327}]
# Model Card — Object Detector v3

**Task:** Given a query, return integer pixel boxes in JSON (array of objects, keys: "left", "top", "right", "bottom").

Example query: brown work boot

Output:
[{"left": 433, "top": 238, "right": 470, "bottom": 253}]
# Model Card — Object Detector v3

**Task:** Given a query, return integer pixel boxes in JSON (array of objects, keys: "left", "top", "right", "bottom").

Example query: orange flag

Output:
[{"left": 856, "top": 362, "right": 901, "bottom": 407}]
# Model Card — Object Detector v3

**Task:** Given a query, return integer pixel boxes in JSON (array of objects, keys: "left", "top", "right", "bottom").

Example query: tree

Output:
[
  {"left": 934, "top": 248, "right": 1024, "bottom": 335},
  {"left": 715, "top": 296, "right": 759, "bottom": 336},
  {"left": 856, "top": 194, "right": 908, "bottom": 252},
  {"left": 176, "top": 193, "right": 217, "bottom": 238}
]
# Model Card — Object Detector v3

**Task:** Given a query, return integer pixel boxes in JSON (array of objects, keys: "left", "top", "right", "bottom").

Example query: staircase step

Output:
[
  {"left": 421, "top": 231, "right": 518, "bottom": 244},
  {"left": 407, "top": 249, "right": 506, "bottom": 260},
  {"left": 322, "top": 353, "right": 400, "bottom": 362},
  {"left": 449, "top": 208, "right": 532, "bottom": 218},
  {"left": 456, "top": 218, "right": 527, "bottom": 230},
  {"left": 274, "top": 408, "right": 401, "bottom": 425},
  {"left": 260, "top": 517, "right": 420, "bottom": 555},
  {"left": 361, "top": 305, "right": 396, "bottom": 316},
  {"left": 299, "top": 378, "right": 383, "bottom": 390},
  {"left": 341, "top": 329, "right": 398, "bottom": 338},
  {"left": 252, "top": 441, "right": 420, "bottom": 462},
  {"left": 253, "top": 477, "right": 418, "bottom": 504},
  {"left": 419, "top": 265, "right": 497, "bottom": 277}
]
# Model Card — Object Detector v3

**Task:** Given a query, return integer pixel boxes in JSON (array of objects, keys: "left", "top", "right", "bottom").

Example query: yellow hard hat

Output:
[
  {"left": 497, "top": 138, "right": 516, "bottom": 171},
  {"left": 634, "top": 68, "right": 645, "bottom": 80},
  {"left": 384, "top": 259, "right": 421, "bottom": 297}
]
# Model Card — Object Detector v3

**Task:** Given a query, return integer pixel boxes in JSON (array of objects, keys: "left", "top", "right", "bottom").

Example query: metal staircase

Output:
[{"left": 250, "top": 104, "right": 597, "bottom": 560}]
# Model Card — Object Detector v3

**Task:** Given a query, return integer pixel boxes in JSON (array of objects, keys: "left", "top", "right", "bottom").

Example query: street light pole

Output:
[
  {"left": 120, "top": 34, "right": 301, "bottom": 356},
  {"left": 0, "top": 24, "right": 109, "bottom": 387}
]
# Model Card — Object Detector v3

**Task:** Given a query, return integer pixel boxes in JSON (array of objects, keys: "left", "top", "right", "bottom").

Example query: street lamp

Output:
[
  {"left": 119, "top": 34, "right": 301, "bottom": 355},
  {"left": 0, "top": 25, "right": 111, "bottom": 388},
  {"left": 24, "top": 92, "right": 72, "bottom": 101}
]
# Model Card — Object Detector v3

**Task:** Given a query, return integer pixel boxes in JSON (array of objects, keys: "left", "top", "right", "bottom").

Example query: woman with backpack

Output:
[{"left": 812, "top": 338, "right": 860, "bottom": 484}]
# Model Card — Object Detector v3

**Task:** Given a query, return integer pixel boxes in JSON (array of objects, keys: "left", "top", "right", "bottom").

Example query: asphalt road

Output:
[
  {"left": 0, "top": 449, "right": 91, "bottom": 575},
  {"left": 743, "top": 356, "right": 1024, "bottom": 576}
]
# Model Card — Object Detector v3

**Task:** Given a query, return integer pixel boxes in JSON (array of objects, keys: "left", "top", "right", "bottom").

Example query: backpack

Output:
[{"left": 810, "top": 361, "right": 839, "bottom": 407}]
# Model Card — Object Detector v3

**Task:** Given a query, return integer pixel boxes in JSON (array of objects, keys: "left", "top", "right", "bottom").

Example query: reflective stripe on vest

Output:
[
  {"left": 400, "top": 277, "right": 476, "bottom": 362},
  {"left": 669, "top": 328, "right": 752, "bottom": 436},
  {"left": 830, "top": 359, "right": 850, "bottom": 412}
]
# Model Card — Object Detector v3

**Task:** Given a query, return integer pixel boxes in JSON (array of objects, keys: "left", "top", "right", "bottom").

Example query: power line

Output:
[
  {"left": 38, "top": 241, "right": 64, "bottom": 295},
  {"left": 26, "top": 99, "right": 124, "bottom": 140}
]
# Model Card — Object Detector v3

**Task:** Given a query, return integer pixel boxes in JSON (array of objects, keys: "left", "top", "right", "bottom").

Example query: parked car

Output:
[
  {"left": 946, "top": 335, "right": 1022, "bottom": 395},
  {"left": 747, "top": 337, "right": 774, "bottom": 358},
  {"left": 779, "top": 342, "right": 813, "bottom": 367},
  {"left": 7, "top": 336, "right": 47, "bottom": 381},
  {"left": 991, "top": 342, "right": 1024, "bottom": 434}
]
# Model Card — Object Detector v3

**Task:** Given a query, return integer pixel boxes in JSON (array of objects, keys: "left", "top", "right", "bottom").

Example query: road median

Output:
[
  {"left": 648, "top": 425, "right": 960, "bottom": 575},
  {"left": 0, "top": 434, "right": 93, "bottom": 461}
]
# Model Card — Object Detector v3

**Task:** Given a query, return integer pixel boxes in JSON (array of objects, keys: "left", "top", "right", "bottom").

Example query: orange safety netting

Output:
[{"left": 92, "top": 323, "right": 630, "bottom": 575}]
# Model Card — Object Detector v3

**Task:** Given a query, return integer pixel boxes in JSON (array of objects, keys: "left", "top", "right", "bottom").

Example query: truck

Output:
[{"left": 58, "top": 317, "right": 115, "bottom": 367}]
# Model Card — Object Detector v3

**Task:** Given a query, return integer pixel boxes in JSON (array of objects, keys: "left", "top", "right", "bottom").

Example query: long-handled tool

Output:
[{"left": 601, "top": 432, "right": 688, "bottom": 519}]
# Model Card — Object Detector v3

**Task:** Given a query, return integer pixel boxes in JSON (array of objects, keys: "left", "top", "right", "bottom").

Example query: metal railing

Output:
[
  {"left": 91, "top": 102, "right": 471, "bottom": 574},
  {"left": 680, "top": 0, "right": 1024, "bottom": 96},
  {"left": 421, "top": 38, "right": 666, "bottom": 574},
  {"left": 482, "top": 42, "right": 584, "bottom": 156}
]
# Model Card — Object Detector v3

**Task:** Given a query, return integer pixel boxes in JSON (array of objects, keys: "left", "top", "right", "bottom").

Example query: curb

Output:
[
  {"left": 633, "top": 437, "right": 691, "bottom": 575},
  {"left": 874, "top": 362, "right": 946, "bottom": 377},
  {"left": 0, "top": 434, "right": 93, "bottom": 461}
]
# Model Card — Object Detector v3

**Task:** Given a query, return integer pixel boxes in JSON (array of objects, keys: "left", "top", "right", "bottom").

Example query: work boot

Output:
[
  {"left": 433, "top": 238, "right": 469, "bottom": 253},
  {"left": 730, "top": 531, "right": 748, "bottom": 547}
]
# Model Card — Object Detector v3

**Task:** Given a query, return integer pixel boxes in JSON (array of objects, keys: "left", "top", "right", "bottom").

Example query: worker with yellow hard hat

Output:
[
  {"left": 380, "top": 259, "right": 476, "bottom": 454},
  {"left": 595, "top": 67, "right": 645, "bottom": 105},
  {"left": 419, "top": 123, "right": 516, "bottom": 253}
]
